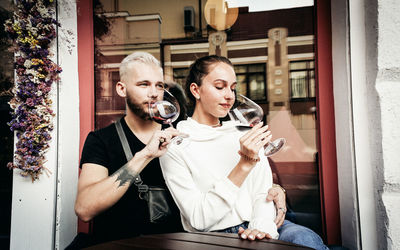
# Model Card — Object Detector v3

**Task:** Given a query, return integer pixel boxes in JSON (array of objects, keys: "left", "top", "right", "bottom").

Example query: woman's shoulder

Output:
[
  {"left": 177, "top": 118, "right": 237, "bottom": 131},
  {"left": 175, "top": 118, "right": 205, "bottom": 136},
  {"left": 176, "top": 118, "right": 191, "bottom": 130}
]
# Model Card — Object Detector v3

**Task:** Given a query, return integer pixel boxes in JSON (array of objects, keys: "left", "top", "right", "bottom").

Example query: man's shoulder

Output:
[
  {"left": 83, "top": 122, "right": 119, "bottom": 150},
  {"left": 91, "top": 122, "right": 118, "bottom": 138},
  {"left": 80, "top": 121, "right": 122, "bottom": 169}
]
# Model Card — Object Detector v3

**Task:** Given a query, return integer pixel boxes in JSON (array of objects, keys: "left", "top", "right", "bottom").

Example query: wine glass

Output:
[
  {"left": 228, "top": 94, "right": 286, "bottom": 156},
  {"left": 148, "top": 90, "right": 187, "bottom": 144}
]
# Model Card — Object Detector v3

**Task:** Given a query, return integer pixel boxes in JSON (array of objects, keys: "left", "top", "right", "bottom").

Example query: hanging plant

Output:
[{"left": 4, "top": 0, "right": 61, "bottom": 181}]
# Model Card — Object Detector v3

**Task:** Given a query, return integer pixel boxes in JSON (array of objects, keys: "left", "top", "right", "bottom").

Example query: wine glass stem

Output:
[
  {"left": 267, "top": 142, "right": 277, "bottom": 150},
  {"left": 169, "top": 123, "right": 182, "bottom": 145}
]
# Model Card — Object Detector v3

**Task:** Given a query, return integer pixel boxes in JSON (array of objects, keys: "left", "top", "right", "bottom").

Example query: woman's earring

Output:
[{"left": 196, "top": 96, "right": 200, "bottom": 100}]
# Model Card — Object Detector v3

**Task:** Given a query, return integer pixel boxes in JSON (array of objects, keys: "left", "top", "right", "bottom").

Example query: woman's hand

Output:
[
  {"left": 228, "top": 122, "right": 273, "bottom": 187},
  {"left": 238, "top": 122, "right": 272, "bottom": 165},
  {"left": 238, "top": 227, "right": 272, "bottom": 241}
]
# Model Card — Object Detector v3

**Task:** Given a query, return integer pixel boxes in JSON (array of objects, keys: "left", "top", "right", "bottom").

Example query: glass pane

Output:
[
  {"left": 248, "top": 64, "right": 264, "bottom": 73},
  {"left": 249, "top": 74, "right": 266, "bottom": 100},
  {"left": 94, "top": 1, "right": 323, "bottom": 238},
  {"left": 289, "top": 61, "right": 308, "bottom": 70},
  {"left": 174, "top": 78, "right": 185, "bottom": 87},
  {"left": 95, "top": 70, "right": 125, "bottom": 128},
  {"left": 234, "top": 65, "right": 247, "bottom": 73},
  {"left": 173, "top": 68, "right": 189, "bottom": 78},
  {"left": 290, "top": 71, "right": 308, "bottom": 98},
  {"left": 236, "top": 75, "right": 247, "bottom": 96},
  {"left": 309, "top": 70, "right": 315, "bottom": 97},
  {"left": 173, "top": 68, "right": 189, "bottom": 86},
  {"left": 112, "top": 72, "right": 126, "bottom": 110}
]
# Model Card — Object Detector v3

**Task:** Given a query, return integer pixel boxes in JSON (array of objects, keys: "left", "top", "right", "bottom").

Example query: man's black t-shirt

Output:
[{"left": 80, "top": 117, "right": 182, "bottom": 243}]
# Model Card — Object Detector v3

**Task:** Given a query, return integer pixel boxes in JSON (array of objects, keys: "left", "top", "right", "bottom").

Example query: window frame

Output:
[
  {"left": 234, "top": 63, "right": 267, "bottom": 103},
  {"left": 289, "top": 60, "right": 316, "bottom": 101}
]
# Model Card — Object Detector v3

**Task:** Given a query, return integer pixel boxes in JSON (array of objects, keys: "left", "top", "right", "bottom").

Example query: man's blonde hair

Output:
[{"left": 119, "top": 51, "right": 162, "bottom": 82}]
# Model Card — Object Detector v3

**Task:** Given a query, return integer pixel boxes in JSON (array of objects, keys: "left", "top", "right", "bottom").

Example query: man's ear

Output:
[
  {"left": 116, "top": 81, "right": 126, "bottom": 98},
  {"left": 190, "top": 82, "right": 200, "bottom": 100}
]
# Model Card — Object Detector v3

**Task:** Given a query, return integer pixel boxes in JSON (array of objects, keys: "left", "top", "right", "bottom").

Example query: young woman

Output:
[
  {"left": 160, "top": 55, "right": 329, "bottom": 249},
  {"left": 160, "top": 55, "right": 277, "bottom": 240}
]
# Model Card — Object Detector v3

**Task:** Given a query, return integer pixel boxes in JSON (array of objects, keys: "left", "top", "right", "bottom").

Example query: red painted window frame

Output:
[
  {"left": 75, "top": 0, "right": 341, "bottom": 243},
  {"left": 77, "top": 0, "right": 94, "bottom": 234},
  {"left": 315, "top": 0, "right": 341, "bottom": 245}
]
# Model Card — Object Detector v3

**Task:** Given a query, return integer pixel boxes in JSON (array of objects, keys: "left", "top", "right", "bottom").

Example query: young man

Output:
[
  {"left": 74, "top": 52, "right": 182, "bottom": 246},
  {"left": 72, "top": 52, "right": 288, "bottom": 247}
]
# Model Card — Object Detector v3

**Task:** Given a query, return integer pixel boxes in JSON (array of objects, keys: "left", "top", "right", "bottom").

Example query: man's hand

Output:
[
  {"left": 142, "top": 127, "right": 181, "bottom": 158},
  {"left": 266, "top": 184, "right": 287, "bottom": 228}
]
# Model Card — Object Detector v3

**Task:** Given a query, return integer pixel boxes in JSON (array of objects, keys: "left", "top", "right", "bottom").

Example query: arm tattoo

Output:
[{"left": 111, "top": 163, "right": 138, "bottom": 188}]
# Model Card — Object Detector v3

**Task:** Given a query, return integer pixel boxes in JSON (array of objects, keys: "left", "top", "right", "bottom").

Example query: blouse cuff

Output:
[
  {"left": 249, "top": 219, "right": 279, "bottom": 239},
  {"left": 213, "top": 177, "right": 241, "bottom": 206}
]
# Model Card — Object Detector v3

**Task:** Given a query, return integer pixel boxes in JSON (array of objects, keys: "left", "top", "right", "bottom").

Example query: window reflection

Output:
[
  {"left": 234, "top": 64, "right": 266, "bottom": 101},
  {"left": 173, "top": 68, "right": 190, "bottom": 86},
  {"left": 236, "top": 75, "right": 247, "bottom": 96},
  {"left": 94, "top": 1, "right": 322, "bottom": 237},
  {"left": 95, "top": 69, "right": 125, "bottom": 128},
  {"left": 290, "top": 60, "right": 315, "bottom": 99}
]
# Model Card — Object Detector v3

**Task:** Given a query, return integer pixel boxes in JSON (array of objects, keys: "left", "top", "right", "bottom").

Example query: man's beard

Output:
[{"left": 126, "top": 92, "right": 152, "bottom": 121}]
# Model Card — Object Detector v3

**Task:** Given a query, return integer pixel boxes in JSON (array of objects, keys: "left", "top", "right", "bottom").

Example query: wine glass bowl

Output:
[
  {"left": 229, "top": 94, "right": 286, "bottom": 156},
  {"left": 228, "top": 94, "right": 263, "bottom": 129},
  {"left": 149, "top": 99, "right": 180, "bottom": 125},
  {"left": 148, "top": 90, "right": 187, "bottom": 144}
]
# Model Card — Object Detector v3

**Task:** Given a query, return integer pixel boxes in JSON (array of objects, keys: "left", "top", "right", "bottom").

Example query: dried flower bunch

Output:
[{"left": 4, "top": 0, "right": 62, "bottom": 181}]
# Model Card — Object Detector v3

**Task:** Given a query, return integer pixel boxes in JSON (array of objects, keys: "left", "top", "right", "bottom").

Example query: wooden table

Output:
[{"left": 85, "top": 232, "right": 312, "bottom": 249}]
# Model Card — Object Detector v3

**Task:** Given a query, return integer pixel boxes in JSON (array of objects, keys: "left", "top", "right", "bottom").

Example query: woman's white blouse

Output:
[{"left": 159, "top": 118, "right": 278, "bottom": 239}]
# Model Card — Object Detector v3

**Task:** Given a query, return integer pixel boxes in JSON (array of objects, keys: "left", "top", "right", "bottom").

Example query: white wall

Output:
[
  {"left": 331, "top": 0, "right": 400, "bottom": 249},
  {"left": 55, "top": 0, "right": 80, "bottom": 249},
  {"left": 332, "top": 0, "right": 380, "bottom": 249},
  {"left": 10, "top": 1, "right": 79, "bottom": 249},
  {"left": 375, "top": 0, "right": 400, "bottom": 249},
  {"left": 349, "top": 0, "right": 380, "bottom": 248}
]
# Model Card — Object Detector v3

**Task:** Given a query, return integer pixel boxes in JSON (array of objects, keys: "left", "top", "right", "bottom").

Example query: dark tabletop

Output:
[{"left": 85, "top": 232, "right": 312, "bottom": 250}]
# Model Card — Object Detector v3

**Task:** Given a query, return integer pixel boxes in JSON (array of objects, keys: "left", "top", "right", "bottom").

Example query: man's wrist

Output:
[
  {"left": 136, "top": 148, "right": 155, "bottom": 161},
  {"left": 126, "top": 150, "right": 153, "bottom": 175}
]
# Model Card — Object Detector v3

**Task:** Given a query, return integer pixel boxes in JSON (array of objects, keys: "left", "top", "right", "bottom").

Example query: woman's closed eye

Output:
[
  {"left": 214, "top": 80, "right": 226, "bottom": 90},
  {"left": 215, "top": 83, "right": 229, "bottom": 90},
  {"left": 215, "top": 81, "right": 236, "bottom": 92},
  {"left": 215, "top": 86, "right": 236, "bottom": 92}
]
